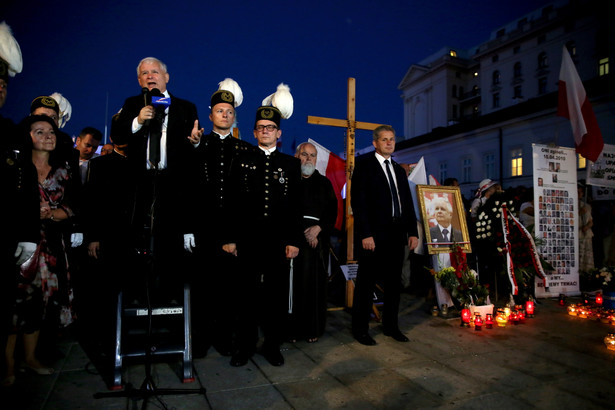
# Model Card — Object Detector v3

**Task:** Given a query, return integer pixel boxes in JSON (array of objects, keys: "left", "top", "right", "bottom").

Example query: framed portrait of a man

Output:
[{"left": 416, "top": 185, "right": 471, "bottom": 254}]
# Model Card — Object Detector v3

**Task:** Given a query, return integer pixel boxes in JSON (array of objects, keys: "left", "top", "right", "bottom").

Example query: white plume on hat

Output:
[
  {"left": 218, "top": 78, "right": 243, "bottom": 107},
  {"left": 262, "top": 83, "right": 293, "bottom": 119},
  {"left": 0, "top": 21, "right": 23, "bottom": 77},
  {"left": 50, "top": 92, "right": 72, "bottom": 129}
]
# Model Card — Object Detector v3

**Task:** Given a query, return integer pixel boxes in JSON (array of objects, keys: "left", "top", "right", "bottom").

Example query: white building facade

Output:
[{"left": 394, "top": 0, "right": 614, "bottom": 199}]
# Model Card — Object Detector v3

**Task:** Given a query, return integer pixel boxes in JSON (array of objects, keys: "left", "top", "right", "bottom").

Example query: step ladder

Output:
[{"left": 111, "top": 283, "right": 194, "bottom": 389}]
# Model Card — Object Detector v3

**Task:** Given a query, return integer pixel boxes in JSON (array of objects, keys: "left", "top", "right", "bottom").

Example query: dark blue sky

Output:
[{"left": 1, "top": 0, "right": 551, "bottom": 155}]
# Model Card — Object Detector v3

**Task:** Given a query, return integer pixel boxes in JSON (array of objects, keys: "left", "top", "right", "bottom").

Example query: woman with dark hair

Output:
[{"left": 3, "top": 115, "right": 77, "bottom": 387}]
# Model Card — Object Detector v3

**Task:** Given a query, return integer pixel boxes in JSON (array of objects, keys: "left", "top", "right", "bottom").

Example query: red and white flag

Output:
[
  {"left": 309, "top": 138, "right": 346, "bottom": 231},
  {"left": 557, "top": 45, "right": 604, "bottom": 162}
]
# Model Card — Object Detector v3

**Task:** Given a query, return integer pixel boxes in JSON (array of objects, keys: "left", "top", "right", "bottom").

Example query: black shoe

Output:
[
  {"left": 261, "top": 346, "right": 284, "bottom": 366},
  {"left": 383, "top": 329, "right": 409, "bottom": 342},
  {"left": 354, "top": 333, "right": 376, "bottom": 346},
  {"left": 230, "top": 351, "right": 252, "bottom": 367}
]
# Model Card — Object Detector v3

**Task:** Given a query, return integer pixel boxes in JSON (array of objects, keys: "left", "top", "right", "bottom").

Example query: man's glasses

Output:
[{"left": 255, "top": 124, "right": 278, "bottom": 132}]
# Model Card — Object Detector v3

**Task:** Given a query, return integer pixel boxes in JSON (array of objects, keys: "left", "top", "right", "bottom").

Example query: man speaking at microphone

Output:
[{"left": 114, "top": 56, "right": 201, "bottom": 304}]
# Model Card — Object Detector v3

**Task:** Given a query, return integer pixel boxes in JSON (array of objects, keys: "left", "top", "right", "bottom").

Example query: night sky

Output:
[{"left": 1, "top": 0, "right": 552, "bottom": 155}]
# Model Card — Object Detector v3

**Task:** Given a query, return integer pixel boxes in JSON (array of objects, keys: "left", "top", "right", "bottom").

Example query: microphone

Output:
[
  {"left": 150, "top": 88, "right": 170, "bottom": 123},
  {"left": 142, "top": 87, "right": 151, "bottom": 127}
]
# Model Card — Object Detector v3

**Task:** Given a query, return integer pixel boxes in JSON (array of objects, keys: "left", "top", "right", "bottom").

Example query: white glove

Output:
[
  {"left": 184, "top": 234, "right": 195, "bottom": 252},
  {"left": 14, "top": 242, "right": 37, "bottom": 265},
  {"left": 71, "top": 233, "right": 83, "bottom": 247}
]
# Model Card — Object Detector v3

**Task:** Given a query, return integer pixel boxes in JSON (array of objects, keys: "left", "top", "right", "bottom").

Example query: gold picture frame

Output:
[{"left": 416, "top": 185, "right": 472, "bottom": 254}]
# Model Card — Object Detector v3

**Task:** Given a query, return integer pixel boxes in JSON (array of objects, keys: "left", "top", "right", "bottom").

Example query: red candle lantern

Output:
[
  {"left": 460, "top": 308, "right": 471, "bottom": 327},
  {"left": 474, "top": 313, "right": 483, "bottom": 331},
  {"left": 518, "top": 309, "right": 526, "bottom": 323},
  {"left": 525, "top": 300, "right": 535, "bottom": 317},
  {"left": 485, "top": 313, "right": 494, "bottom": 329},
  {"left": 511, "top": 310, "right": 519, "bottom": 325},
  {"left": 596, "top": 293, "right": 603, "bottom": 306}
]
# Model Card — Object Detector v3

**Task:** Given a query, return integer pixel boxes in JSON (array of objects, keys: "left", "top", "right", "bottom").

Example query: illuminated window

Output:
[
  {"left": 599, "top": 57, "right": 609, "bottom": 76},
  {"left": 578, "top": 153, "right": 586, "bottom": 169},
  {"left": 511, "top": 148, "right": 523, "bottom": 176}
]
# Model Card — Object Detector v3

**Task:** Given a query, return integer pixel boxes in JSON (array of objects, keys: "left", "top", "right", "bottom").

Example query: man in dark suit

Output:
[
  {"left": 183, "top": 79, "right": 252, "bottom": 358},
  {"left": 113, "top": 56, "right": 201, "bottom": 302},
  {"left": 351, "top": 125, "right": 418, "bottom": 346},
  {"left": 429, "top": 197, "right": 463, "bottom": 246},
  {"left": 223, "top": 93, "right": 302, "bottom": 368}
]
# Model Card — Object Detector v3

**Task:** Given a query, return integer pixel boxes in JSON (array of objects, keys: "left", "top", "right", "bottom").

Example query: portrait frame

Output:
[{"left": 416, "top": 185, "right": 472, "bottom": 254}]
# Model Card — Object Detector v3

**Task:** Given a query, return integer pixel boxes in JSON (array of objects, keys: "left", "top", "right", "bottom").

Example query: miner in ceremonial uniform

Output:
[
  {"left": 183, "top": 78, "right": 252, "bottom": 357},
  {"left": 114, "top": 56, "right": 200, "bottom": 303},
  {"left": 223, "top": 84, "right": 302, "bottom": 367}
]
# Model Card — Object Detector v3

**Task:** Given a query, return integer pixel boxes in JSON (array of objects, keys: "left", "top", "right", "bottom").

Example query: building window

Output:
[
  {"left": 599, "top": 57, "right": 609, "bottom": 76},
  {"left": 538, "top": 52, "right": 548, "bottom": 69},
  {"left": 578, "top": 153, "right": 587, "bottom": 169},
  {"left": 462, "top": 157, "right": 472, "bottom": 183},
  {"left": 492, "top": 70, "right": 500, "bottom": 85},
  {"left": 492, "top": 92, "right": 500, "bottom": 108},
  {"left": 452, "top": 84, "right": 457, "bottom": 98},
  {"left": 484, "top": 153, "right": 495, "bottom": 179},
  {"left": 514, "top": 62, "right": 522, "bottom": 78},
  {"left": 439, "top": 162, "right": 448, "bottom": 183},
  {"left": 538, "top": 77, "right": 548, "bottom": 95},
  {"left": 492, "top": 55, "right": 499, "bottom": 63},
  {"left": 511, "top": 148, "right": 523, "bottom": 177},
  {"left": 513, "top": 46, "right": 521, "bottom": 54},
  {"left": 566, "top": 41, "right": 576, "bottom": 57},
  {"left": 514, "top": 85, "right": 523, "bottom": 99},
  {"left": 452, "top": 104, "right": 458, "bottom": 119},
  {"left": 537, "top": 34, "right": 546, "bottom": 44}
]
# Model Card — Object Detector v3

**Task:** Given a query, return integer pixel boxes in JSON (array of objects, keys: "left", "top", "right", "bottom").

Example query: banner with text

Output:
[
  {"left": 532, "top": 144, "right": 579, "bottom": 297},
  {"left": 586, "top": 144, "right": 615, "bottom": 188}
]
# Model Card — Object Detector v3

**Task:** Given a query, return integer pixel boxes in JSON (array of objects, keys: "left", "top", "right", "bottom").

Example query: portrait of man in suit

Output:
[{"left": 428, "top": 196, "right": 462, "bottom": 246}]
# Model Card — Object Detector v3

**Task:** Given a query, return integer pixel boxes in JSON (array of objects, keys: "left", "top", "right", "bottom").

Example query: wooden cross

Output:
[{"left": 307, "top": 78, "right": 386, "bottom": 262}]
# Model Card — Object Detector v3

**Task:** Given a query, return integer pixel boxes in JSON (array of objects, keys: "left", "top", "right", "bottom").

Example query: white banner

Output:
[
  {"left": 532, "top": 144, "right": 579, "bottom": 297},
  {"left": 586, "top": 144, "right": 615, "bottom": 188}
]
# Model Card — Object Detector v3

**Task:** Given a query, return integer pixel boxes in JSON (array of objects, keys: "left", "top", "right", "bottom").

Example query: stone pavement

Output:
[{"left": 3, "top": 293, "right": 614, "bottom": 409}]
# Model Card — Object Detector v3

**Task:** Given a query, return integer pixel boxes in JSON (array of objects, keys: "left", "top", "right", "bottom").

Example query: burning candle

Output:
[
  {"left": 474, "top": 313, "right": 483, "bottom": 331},
  {"left": 460, "top": 308, "right": 472, "bottom": 327},
  {"left": 485, "top": 313, "right": 494, "bottom": 329},
  {"left": 525, "top": 300, "right": 535, "bottom": 317},
  {"left": 604, "top": 333, "right": 615, "bottom": 351},
  {"left": 596, "top": 293, "right": 603, "bottom": 306}
]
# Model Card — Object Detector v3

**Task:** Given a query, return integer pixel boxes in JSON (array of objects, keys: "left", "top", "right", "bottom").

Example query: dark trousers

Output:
[
  {"left": 352, "top": 219, "right": 406, "bottom": 335},
  {"left": 234, "top": 241, "right": 290, "bottom": 354}
]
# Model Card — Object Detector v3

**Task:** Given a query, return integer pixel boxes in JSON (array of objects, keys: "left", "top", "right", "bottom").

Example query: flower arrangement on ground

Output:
[
  {"left": 429, "top": 244, "right": 490, "bottom": 307},
  {"left": 581, "top": 266, "right": 615, "bottom": 292}
]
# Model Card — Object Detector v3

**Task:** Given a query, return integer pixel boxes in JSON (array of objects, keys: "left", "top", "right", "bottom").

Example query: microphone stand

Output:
[{"left": 94, "top": 130, "right": 206, "bottom": 408}]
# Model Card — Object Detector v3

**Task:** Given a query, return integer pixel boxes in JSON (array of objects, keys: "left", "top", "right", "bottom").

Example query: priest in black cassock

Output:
[{"left": 286, "top": 142, "right": 337, "bottom": 343}]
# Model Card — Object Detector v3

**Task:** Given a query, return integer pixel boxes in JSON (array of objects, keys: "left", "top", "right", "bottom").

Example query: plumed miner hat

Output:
[
  {"left": 255, "top": 83, "right": 293, "bottom": 128},
  {"left": 49, "top": 93, "right": 72, "bottom": 129},
  {"left": 0, "top": 21, "right": 23, "bottom": 82},
  {"left": 210, "top": 78, "right": 243, "bottom": 109},
  {"left": 30, "top": 95, "right": 59, "bottom": 115}
]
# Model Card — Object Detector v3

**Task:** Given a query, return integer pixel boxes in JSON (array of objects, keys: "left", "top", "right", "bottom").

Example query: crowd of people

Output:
[{"left": 4, "top": 26, "right": 419, "bottom": 386}]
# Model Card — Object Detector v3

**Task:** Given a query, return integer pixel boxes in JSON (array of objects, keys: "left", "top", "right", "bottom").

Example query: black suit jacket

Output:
[
  {"left": 429, "top": 225, "right": 463, "bottom": 245},
  {"left": 351, "top": 153, "right": 418, "bottom": 246},
  {"left": 114, "top": 92, "right": 198, "bottom": 175}
]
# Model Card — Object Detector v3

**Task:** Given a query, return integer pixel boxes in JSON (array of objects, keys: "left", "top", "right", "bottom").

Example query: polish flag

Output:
[
  {"left": 557, "top": 45, "right": 604, "bottom": 162},
  {"left": 309, "top": 138, "right": 346, "bottom": 230}
]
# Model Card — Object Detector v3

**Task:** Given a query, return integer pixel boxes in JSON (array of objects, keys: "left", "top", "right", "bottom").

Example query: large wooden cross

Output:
[{"left": 307, "top": 78, "right": 386, "bottom": 262}]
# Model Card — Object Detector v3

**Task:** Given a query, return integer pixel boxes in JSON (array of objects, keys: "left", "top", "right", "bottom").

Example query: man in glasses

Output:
[{"left": 223, "top": 95, "right": 302, "bottom": 368}]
